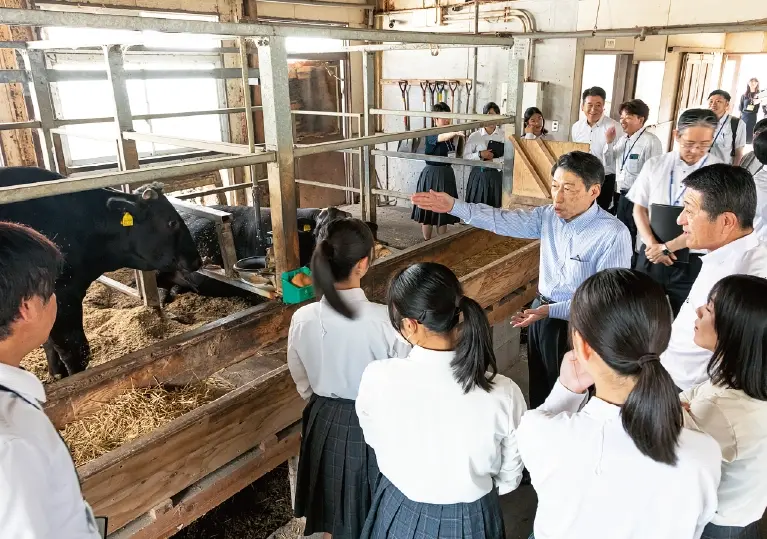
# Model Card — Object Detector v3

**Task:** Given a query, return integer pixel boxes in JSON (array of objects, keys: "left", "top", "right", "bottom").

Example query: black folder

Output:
[
  {"left": 649, "top": 203, "right": 689, "bottom": 263},
  {"left": 488, "top": 140, "right": 505, "bottom": 158}
]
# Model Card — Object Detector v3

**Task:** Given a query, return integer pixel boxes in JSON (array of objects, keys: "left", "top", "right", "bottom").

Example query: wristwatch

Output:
[{"left": 661, "top": 244, "right": 671, "bottom": 257}]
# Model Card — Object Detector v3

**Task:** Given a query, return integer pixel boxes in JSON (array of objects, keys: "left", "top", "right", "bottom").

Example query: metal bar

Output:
[
  {"left": 0, "top": 70, "right": 28, "bottom": 84},
  {"left": 135, "top": 107, "right": 248, "bottom": 121},
  {"left": 361, "top": 52, "right": 375, "bottom": 223},
  {"left": 501, "top": 58, "right": 522, "bottom": 209},
  {"left": 257, "top": 0, "right": 374, "bottom": 9},
  {"left": 167, "top": 197, "right": 231, "bottom": 220},
  {"left": 0, "top": 8, "right": 516, "bottom": 46},
  {"left": 371, "top": 188, "right": 410, "bottom": 200},
  {"left": 381, "top": 78, "right": 473, "bottom": 85},
  {"left": 257, "top": 36, "right": 300, "bottom": 288},
  {"left": 122, "top": 132, "right": 255, "bottom": 155},
  {"left": 370, "top": 108, "right": 512, "bottom": 121},
  {"left": 322, "top": 43, "right": 504, "bottom": 53},
  {"left": 216, "top": 220, "right": 239, "bottom": 278},
  {"left": 0, "top": 120, "right": 42, "bottom": 130},
  {"left": 291, "top": 110, "right": 361, "bottom": 118},
  {"left": 293, "top": 117, "right": 510, "bottom": 158},
  {"left": 0, "top": 41, "right": 27, "bottom": 49},
  {"left": 50, "top": 127, "right": 117, "bottom": 142},
  {"left": 509, "top": 59, "right": 525, "bottom": 136},
  {"left": 46, "top": 67, "right": 260, "bottom": 82},
  {"left": 175, "top": 182, "right": 250, "bottom": 200},
  {"left": 295, "top": 178, "right": 361, "bottom": 193},
  {"left": 65, "top": 150, "right": 217, "bottom": 173},
  {"left": 372, "top": 149, "right": 502, "bottom": 169},
  {"left": 196, "top": 267, "right": 275, "bottom": 299},
  {"left": 21, "top": 50, "right": 57, "bottom": 170},
  {"left": 96, "top": 275, "right": 141, "bottom": 298}
]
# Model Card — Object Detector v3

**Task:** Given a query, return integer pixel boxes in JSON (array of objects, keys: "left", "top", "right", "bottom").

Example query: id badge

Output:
[
  {"left": 96, "top": 517, "right": 108, "bottom": 538},
  {"left": 746, "top": 104, "right": 756, "bottom": 112}
]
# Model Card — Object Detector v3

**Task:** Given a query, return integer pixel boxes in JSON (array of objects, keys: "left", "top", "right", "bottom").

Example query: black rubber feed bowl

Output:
[{"left": 234, "top": 256, "right": 267, "bottom": 272}]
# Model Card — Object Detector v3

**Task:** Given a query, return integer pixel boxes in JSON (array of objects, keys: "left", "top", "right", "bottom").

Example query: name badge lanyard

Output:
[
  {"left": 669, "top": 155, "right": 709, "bottom": 206},
  {"left": 708, "top": 115, "right": 729, "bottom": 153},
  {"left": 620, "top": 129, "right": 646, "bottom": 173}
]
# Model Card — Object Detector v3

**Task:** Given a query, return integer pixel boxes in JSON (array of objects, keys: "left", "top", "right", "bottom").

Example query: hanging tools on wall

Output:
[
  {"left": 449, "top": 81, "right": 459, "bottom": 112},
  {"left": 436, "top": 81, "right": 446, "bottom": 104},
  {"left": 464, "top": 81, "right": 473, "bottom": 114},
  {"left": 420, "top": 81, "right": 429, "bottom": 129},
  {"left": 398, "top": 80, "right": 410, "bottom": 132},
  {"left": 397, "top": 80, "right": 420, "bottom": 153},
  {"left": 428, "top": 81, "right": 437, "bottom": 126}
]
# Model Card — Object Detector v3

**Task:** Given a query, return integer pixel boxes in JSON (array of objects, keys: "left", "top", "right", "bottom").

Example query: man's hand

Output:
[
  {"left": 479, "top": 149, "right": 494, "bottom": 160},
  {"left": 511, "top": 304, "right": 549, "bottom": 328},
  {"left": 645, "top": 243, "right": 676, "bottom": 266},
  {"left": 559, "top": 350, "right": 594, "bottom": 395},
  {"left": 605, "top": 125, "right": 617, "bottom": 144},
  {"left": 410, "top": 190, "right": 456, "bottom": 214}
]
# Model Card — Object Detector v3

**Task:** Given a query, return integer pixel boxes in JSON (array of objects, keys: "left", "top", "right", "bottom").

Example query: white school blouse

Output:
[
  {"left": 287, "top": 288, "right": 411, "bottom": 401},
  {"left": 517, "top": 381, "right": 721, "bottom": 539},
  {"left": 356, "top": 346, "right": 527, "bottom": 504},
  {"left": 465, "top": 127, "right": 505, "bottom": 163}
]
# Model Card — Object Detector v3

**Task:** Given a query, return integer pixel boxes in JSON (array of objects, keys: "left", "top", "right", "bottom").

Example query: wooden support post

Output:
[
  {"left": 20, "top": 50, "right": 56, "bottom": 171},
  {"left": 257, "top": 36, "right": 300, "bottom": 286},
  {"left": 361, "top": 52, "right": 376, "bottom": 223},
  {"left": 502, "top": 59, "right": 525, "bottom": 209},
  {"left": 103, "top": 45, "right": 161, "bottom": 308}
]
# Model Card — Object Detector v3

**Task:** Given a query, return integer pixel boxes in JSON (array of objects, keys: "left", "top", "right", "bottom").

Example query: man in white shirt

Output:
[
  {"left": 603, "top": 99, "right": 663, "bottom": 255},
  {"left": 0, "top": 223, "right": 102, "bottom": 539},
  {"left": 752, "top": 129, "right": 767, "bottom": 242},
  {"left": 661, "top": 164, "right": 767, "bottom": 390},
  {"left": 708, "top": 89, "right": 748, "bottom": 166},
  {"left": 572, "top": 86, "right": 624, "bottom": 213},
  {"left": 739, "top": 118, "right": 767, "bottom": 177}
]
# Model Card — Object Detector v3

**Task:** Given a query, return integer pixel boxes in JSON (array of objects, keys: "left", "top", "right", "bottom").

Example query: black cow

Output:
[{"left": 0, "top": 167, "right": 202, "bottom": 378}]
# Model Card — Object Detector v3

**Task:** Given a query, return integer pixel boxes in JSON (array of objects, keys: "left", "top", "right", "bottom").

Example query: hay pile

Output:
[
  {"left": 61, "top": 377, "right": 233, "bottom": 467},
  {"left": 374, "top": 242, "right": 392, "bottom": 260},
  {"left": 453, "top": 238, "right": 529, "bottom": 278},
  {"left": 21, "top": 270, "right": 253, "bottom": 381}
]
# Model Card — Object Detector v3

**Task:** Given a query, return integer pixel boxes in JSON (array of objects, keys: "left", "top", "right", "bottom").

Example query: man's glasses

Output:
[{"left": 679, "top": 139, "right": 712, "bottom": 151}]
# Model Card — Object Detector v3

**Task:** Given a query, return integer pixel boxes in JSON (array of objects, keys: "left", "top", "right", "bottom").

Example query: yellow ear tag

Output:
[
  {"left": 121, "top": 212, "right": 134, "bottom": 227},
  {"left": 303, "top": 224, "right": 311, "bottom": 232}
]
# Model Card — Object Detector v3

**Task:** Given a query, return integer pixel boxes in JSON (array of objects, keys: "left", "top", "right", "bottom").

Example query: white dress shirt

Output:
[
  {"left": 287, "top": 288, "right": 411, "bottom": 401},
  {"left": 602, "top": 128, "right": 663, "bottom": 191},
  {"left": 523, "top": 132, "right": 550, "bottom": 140},
  {"left": 661, "top": 233, "right": 767, "bottom": 390},
  {"left": 681, "top": 381, "right": 767, "bottom": 527},
  {"left": 518, "top": 381, "right": 721, "bottom": 539},
  {"left": 0, "top": 363, "right": 101, "bottom": 539},
  {"left": 465, "top": 127, "right": 505, "bottom": 163},
  {"left": 753, "top": 167, "right": 767, "bottom": 243},
  {"left": 709, "top": 114, "right": 747, "bottom": 165},
  {"left": 356, "top": 346, "right": 527, "bottom": 504},
  {"left": 571, "top": 116, "right": 624, "bottom": 174},
  {"left": 627, "top": 151, "right": 722, "bottom": 255}
]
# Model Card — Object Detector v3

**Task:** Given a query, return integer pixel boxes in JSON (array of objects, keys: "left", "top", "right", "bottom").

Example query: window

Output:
[
  {"left": 634, "top": 61, "right": 665, "bottom": 126},
  {"left": 581, "top": 54, "right": 617, "bottom": 115},
  {"left": 39, "top": 5, "right": 227, "bottom": 167}
]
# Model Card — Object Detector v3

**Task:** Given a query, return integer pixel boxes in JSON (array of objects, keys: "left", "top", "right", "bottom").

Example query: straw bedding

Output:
[{"left": 452, "top": 238, "right": 530, "bottom": 278}]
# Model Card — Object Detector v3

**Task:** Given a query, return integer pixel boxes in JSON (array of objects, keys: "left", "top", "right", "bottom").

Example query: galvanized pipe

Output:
[
  {"left": 257, "top": 0, "right": 374, "bottom": 9},
  {"left": 371, "top": 148, "right": 502, "bottom": 169},
  {"left": 370, "top": 108, "right": 511, "bottom": 121},
  {"left": 46, "top": 67, "right": 260, "bottom": 82}
]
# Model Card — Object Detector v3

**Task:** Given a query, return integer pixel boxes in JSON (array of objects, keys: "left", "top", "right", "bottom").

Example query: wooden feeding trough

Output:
[{"left": 41, "top": 226, "right": 539, "bottom": 538}]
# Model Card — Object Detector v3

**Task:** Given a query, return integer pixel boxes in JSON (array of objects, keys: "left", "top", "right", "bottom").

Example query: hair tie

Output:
[{"left": 637, "top": 353, "right": 660, "bottom": 368}]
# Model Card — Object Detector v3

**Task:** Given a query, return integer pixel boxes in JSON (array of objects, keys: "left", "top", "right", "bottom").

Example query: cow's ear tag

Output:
[
  {"left": 303, "top": 224, "right": 311, "bottom": 232},
  {"left": 121, "top": 212, "right": 134, "bottom": 227}
]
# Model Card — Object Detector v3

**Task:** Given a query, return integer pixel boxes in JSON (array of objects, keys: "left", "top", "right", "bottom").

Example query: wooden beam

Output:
[
  {"left": 486, "top": 280, "right": 538, "bottom": 326},
  {"left": 79, "top": 365, "right": 304, "bottom": 531},
  {"left": 511, "top": 137, "right": 550, "bottom": 198},
  {"left": 44, "top": 302, "right": 297, "bottom": 429},
  {"left": 459, "top": 242, "right": 540, "bottom": 308}
]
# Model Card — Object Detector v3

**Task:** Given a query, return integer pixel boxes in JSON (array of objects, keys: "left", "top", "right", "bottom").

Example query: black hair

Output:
[
  {"left": 754, "top": 130, "right": 767, "bottom": 166},
  {"left": 432, "top": 102, "right": 450, "bottom": 113},
  {"left": 570, "top": 269, "right": 681, "bottom": 465},
  {"left": 708, "top": 89, "right": 732, "bottom": 102},
  {"left": 706, "top": 274, "right": 767, "bottom": 400},
  {"left": 310, "top": 217, "right": 375, "bottom": 320},
  {"left": 582, "top": 86, "right": 606, "bottom": 103},
  {"left": 746, "top": 78, "right": 760, "bottom": 98},
  {"left": 387, "top": 262, "right": 497, "bottom": 393},
  {"left": 676, "top": 108, "right": 719, "bottom": 134},
  {"left": 753, "top": 118, "right": 767, "bottom": 139},
  {"left": 523, "top": 107, "right": 548, "bottom": 136},
  {"left": 0, "top": 222, "right": 63, "bottom": 341},
  {"left": 483, "top": 101, "right": 501, "bottom": 115},
  {"left": 683, "top": 164, "right": 756, "bottom": 229},
  {"left": 551, "top": 151, "right": 605, "bottom": 190},
  {"left": 619, "top": 99, "right": 650, "bottom": 124}
]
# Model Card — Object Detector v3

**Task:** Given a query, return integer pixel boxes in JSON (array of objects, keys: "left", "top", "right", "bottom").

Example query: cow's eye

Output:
[{"left": 168, "top": 220, "right": 179, "bottom": 229}]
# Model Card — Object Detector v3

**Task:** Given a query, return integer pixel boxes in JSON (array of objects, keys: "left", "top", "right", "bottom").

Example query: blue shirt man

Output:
[{"left": 411, "top": 151, "right": 631, "bottom": 406}]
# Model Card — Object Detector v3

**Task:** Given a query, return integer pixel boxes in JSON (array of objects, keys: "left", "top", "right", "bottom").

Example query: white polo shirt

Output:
[
  {"left": 753, "top": 167, "right": 767, "bottom": 243},
  {"left": 0, "top": 363, "right": 101, "bottom": 539},
  {"left": 603, "top": 128, "right": 663, "bottom": 192},
  {"left": 572, "top": 116, "right": 623, "bottom": 175},
  {"left": 709, "top": 114, "right": 747, "bottom": 165},
  {"left": 661, "top": 233, "right": 767, "bottom": 390}
]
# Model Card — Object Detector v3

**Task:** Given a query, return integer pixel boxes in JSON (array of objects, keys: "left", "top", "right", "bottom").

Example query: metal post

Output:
[
  {"left": 21, "top": 50, "right": 57, "bottom": 170},
  {"left": 362, "top": 52, "right": 376, "bottom": 224},
  {"left": 256, "top": 36, "right": 300, "bottom": 287},
  {"left": 104, "top": 45, "right": 161, "bottom": 308},
  {"left": 239, "top": 36, "right": 265, "bottom": 248},
  {"left": 501, "top": 58, "right": 524, "bottom": 209}
]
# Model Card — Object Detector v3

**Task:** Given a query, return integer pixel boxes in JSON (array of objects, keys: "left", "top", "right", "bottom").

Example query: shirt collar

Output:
[
  {"left": 701, "top": 232, "right": 760, "bottom": 265},
  {"left": 561, "top": 202, "right": 601, "bottom": 233},
  {"left": 408, "top": 345, "right": 455, "bottom": 363},
  {"left": 0, "top": 362, "right": 46, "bottom": 408},
  {"left": 675, "top": 152, "right": 708, "bottom": 171},
  {"left": 717, "top": 113, "right": 729, "bottom": 127},
  {"left": 582, "top": 396, "right": 622, "bottom": 419},
  {"left": 626, "top": 127, "right": 645, "bottom": 142},
  {"left": 320, "top": 287, "right": 369, "bottom": 305}
]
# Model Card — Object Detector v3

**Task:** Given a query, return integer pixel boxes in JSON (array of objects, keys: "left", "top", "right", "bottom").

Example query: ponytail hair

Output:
[
  {"left": 386, "top": 262, "right": 497, "bottom": 393},
  {"left": 570, "top": 269, "right": 682, "bottom": 465},
  {"left": 310, "top": 217, "right": 375, "bottom": 320}
]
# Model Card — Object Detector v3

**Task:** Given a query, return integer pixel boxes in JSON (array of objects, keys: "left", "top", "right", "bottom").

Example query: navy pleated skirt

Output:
[
  {"left": 360, "top": 476, "right": 506, "bottom": 539},
  {"left": 411, "top": 165, "right": 460, "bottom": 226},
  {"left": 294, "top": 394, "right": 380, "bottom": 539},
  {"left": 465, "top": 167, "right": 502, "bottom": 207}
]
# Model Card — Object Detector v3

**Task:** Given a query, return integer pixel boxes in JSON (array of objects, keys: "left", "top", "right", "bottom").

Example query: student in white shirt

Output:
[
  {"left": 518, "top": 268, "right": 721, "bottom": 539},
  {"left": 682, "top": 274, "right": 767, "bottom": 539},
  {"left": 661, "top": 164, "right": 767, "bottom": 390},
  {"left": 751, "top": 130, "right": 767, "bottom": 242},
  {"left": 739, "top": 118, "right": 767, "bottom": 177},
  {"left": 288, "top": 217, "right": 411, "bottom": 539},
  {"left": 707, "top": 90, "right": 747, "bottom": 166},
  {"left": 603, "top": 99, "right": 663, "bottom": 253},
  {"left": 523, "top": 107, "right": 549, "bottom": 140},
  {"left": 628, "top": 108, "right": 721, "bottom": 316},
  {"left": 0, "top": 222, "right": 102, "bottom": 539},
  {"left": 465, "top": 102, "right": 505, "bottom": 207},
  {"left": 356, "top": 262, "right": 527, "bottom": 539},
  {"left": 572, "top": 86, "right": 624, "bottom": 212}
]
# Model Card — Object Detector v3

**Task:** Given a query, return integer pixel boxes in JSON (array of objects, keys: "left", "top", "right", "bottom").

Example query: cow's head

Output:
[{"left": 105, "top": 183, "right": 202, "bottom": 273}]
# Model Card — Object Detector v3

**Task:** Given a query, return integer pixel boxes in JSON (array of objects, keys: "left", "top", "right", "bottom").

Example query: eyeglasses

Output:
[{"left": 679, "top": 139, "right": 712, "bottom": 151}]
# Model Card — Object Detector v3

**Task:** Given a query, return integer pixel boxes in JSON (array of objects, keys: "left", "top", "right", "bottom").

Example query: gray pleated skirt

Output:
[{"left": 465, "top": 167, "right": 502, "bottom": 207}]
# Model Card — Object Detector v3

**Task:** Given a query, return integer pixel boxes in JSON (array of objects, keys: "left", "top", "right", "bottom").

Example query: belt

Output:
[
  {"left": 620, "top": 189, "right": 628, "bottom": 195},
  {"left": 535, "top": 293, "right": 553, "bottom": 305}
]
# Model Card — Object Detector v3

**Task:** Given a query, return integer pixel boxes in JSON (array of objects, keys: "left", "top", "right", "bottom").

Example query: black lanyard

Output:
[
  {"left": 709, "top": 115, "right": 728, "bottom": 152},
  {"left": 620, "top": 129, "right": 646, "bottom": 172}
]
